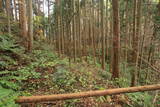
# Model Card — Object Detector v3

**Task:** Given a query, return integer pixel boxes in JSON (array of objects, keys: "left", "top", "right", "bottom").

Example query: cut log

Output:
[{"left": 16, "top": 84, "right": 160, "bottom": 103}]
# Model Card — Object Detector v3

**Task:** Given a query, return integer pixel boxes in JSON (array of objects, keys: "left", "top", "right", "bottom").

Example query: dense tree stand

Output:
[
  {"left": 1, "top": 0, "right": 160, "bottom": 106},
  {"left": 16, "top": 84, "right": 160, "bottom": 103}
]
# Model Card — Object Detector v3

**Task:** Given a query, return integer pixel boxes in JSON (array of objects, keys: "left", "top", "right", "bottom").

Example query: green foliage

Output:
[
  {"left": 96, "top": 96, "right": 106, "bottom": 103},
  {"left": 0, "top": 34, "right": 24, "bottom": 53},
  {"left": 113, "top": 77, "right": 130, "bottom": 87},
  {"left": 52, "top": 66, "right": 92, "bottom": 92},
  {"left": 0, "top": 65, "right": 40, "bottom": 107},
  {"left": 98, "top": 70, "right": 111, "bottom": 80},
  {"left": 53, "top": 68, "right": 76, "bottom": 91},
  {"left": 0, "top": 80, "right": 20, "bottom": 91},
  {"left": 154, "top": 16, "right": 160, "bottom": 24},
  {"left": 0, "top": 34, "right": 21, "bottom": 69},
  {"left": 0, "top": 86, "right": 19, "bottom": 107},
  {"left": 34, "top": 16, "right": 44, "bottom": 28},
  {"left": 127, "top": 92, "right": 154, "bottom": 107},
  {"left": 31, "top": 49, "right": 58, "bottom": 68},
  {"left": 0, "top": 32, "right": 158, "bottom": 107},
  {"left": 63, "top": 99, "right": 82, "bottom": 107},
  {"left": 0, "top": 13, "right": 8, "bottom": 32},
  {"left": 0, "top": 34, "right": 41, "bottom": 107}
]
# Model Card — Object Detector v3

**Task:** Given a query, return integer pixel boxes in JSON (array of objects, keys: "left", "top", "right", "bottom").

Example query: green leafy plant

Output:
[
  {"left": 127, "top": 92, "right": 154, "bottom": 107},
  {"left": 0, "top": 34, "right": 41, "bottom": 107},
  {"left": 114, "top": 77, "right": 130, "bottom": 87},
  {"left": 0, "top": 86, "right": 19, "bottom": 107},
  {"left": 0, "top": 34, "right": 24, "bottom": 53}
]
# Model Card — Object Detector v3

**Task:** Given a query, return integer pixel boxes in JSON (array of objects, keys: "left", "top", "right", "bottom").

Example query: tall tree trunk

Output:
[
  {"left": 131, "top": 0, "right": 137, "bottom": 86},
  {"left": 60, "top": 0, "right": 64, "bottom": 54},
  {"left": 124, "top": 0, "right": 129, "bottom": 73},
  {"left": 6, "top": 0, "right": 11, "bottom": 34},
  {"left": 111, "top": 0, "right": 120, "bottom": 78},
  {"left": 105, "top": 0, "right": 109, "bottom": 63},
  {"left": 136, "top": 0, "right": 142, "bottom": 83},
  {"left": 0, "top": 0, "right": 4, "bottom": 13},
  {"left": 77, "top": 0, "right": 82, "bottom": 60},
  {"left": 28, "top": 0, "right": 33, "bottom": 52},
  {"left": 158, "top": 0, "right": 160, "bottom": 15},
  {"left": 91, "top": 1, "right": 96, "bottom": 64},
  {"left": 55, "top": 0, "right": 61, "bottom": 56},
  {"left": 139, "top": 0, "right": 150, "bottom": 80},
  {"left": 109, "top": 5, "right": 113, "bottom": 73},
  {"left": 10, "top": 0, "right": 14, "bottom": 19},
  {"left": 14, "top": 0, "right": 18, "bottom": 21},
  {"left": 48, "top": 0, "right": 50, "bottom": 41},
  {"left": 84, "top": 0, "right": 88, "bottom": 61},
  {"left": 101, "top": 0, "right": 105, "bottom": 70},
  {"left": 19, "top": 0, "right": 28, "bottom": 48},
  {"left": 72, "top": 0, "right": 76, "bottom": 61}
]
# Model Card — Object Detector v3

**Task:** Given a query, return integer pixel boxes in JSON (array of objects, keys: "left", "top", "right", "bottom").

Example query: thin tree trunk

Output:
[
  {"left": 6, "top": 0, "right": 11, "bottom": 34},
  {"left": 28, "top": 0, "right": 33, "bottom": 52},
  {"left": 91, "top": 1, "right": 96, "bottom": 64},
  {"left": 19, "top": 0, "right": 28, "bottom": 48},
  {"left": 135, "top": 0, "right": 142, "bottom": 83},
  {"left": 55, "top": 0, "right": 61, "bottom": 56},
  {"left": 72, "top": 0, "right": 76, "bottom": 61},
  {"left": 109, "top": 5, "right": 113, "bottom": 73},
  {"left": 124, "top": 0, "right": 129, "bottom": 73},
  {"left": 105, "top": 0, "right": 109, "bottom": 63},
  {"left": 83, "top": 0, "right": 88, "bottom": 61},
  {"left": 112, "top": 0, "right": 120, "bottom": 78},
  {"left": 14, "top": 0, "right": 18, "bottom": 21},
  {"left": 48, "top": 0, "right": 50, "bottom": 41},
  {"left": 60, "top": 0, "right": 64, "bottom": 54},
  {"left": 10, "top": 0, "right": 14, "bottom": 19},
  {"left": 0, "top": 0, "right": 4, "bottom": 12},
  {"left": 77, "top": 0, "right": 82, "bottom": 60},
  {"left": 131, "top": 0, "right": 137, "bottom": 86},
  {"left": 139, "top": 0, "right": 150, "bottom": 80},
  {"left": 101, "top": 0, "right": 105, "bottom": 70}
]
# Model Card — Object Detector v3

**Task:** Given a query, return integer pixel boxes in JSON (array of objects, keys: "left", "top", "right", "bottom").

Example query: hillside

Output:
[{"left": 0, "top": 34, "right": 159, "bottom": 107}]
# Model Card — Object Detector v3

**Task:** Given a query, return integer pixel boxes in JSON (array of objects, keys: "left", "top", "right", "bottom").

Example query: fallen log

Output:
[{"left": 16, "top": 84, "right": 160, "bottom": 103}]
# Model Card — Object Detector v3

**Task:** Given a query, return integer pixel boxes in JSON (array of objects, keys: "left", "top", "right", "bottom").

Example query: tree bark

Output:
[
  {"left": 105, "top": 0, "right": 109, "bottom": 63},
  {"left": 0, "top": 0, "right": 4, "bottom": 13},
  {"left": 6, "top": 0, "right": 11, "bottom": 34},
  {"left": 124, "top": 0, "right": 129, "bottom": 73},
  {"left": 16, "top": 84, "right": 160, "bottom": 103},
  {"left": 28, "top": 0, "right": 33, "bottom": 52},
  {"left": 72, "top": 0, "right": 76, "bottom": 62},
  {"left": 19, "top": 0, "right": 28, "bottom": 47},
  {"left": 131, "top": 0, "right": 137, "bottom": 86},
  {"left": 14, "top": 0, "right": 18, "bottom": 21},
  {"left": 101, "top": 0, "right": 105, "bottom": 70},
  {"left": 112, "top": 0, "right": 120, "bottom": 78}
]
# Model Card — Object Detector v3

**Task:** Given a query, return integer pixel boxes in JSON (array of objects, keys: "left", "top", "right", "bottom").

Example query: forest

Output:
[{"left": 0, "top": 0, "right": 160, "bottom": 107}]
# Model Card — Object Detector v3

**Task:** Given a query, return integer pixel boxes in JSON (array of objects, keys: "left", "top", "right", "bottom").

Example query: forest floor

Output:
[
  {"left": 21, "top": 46, "right": 130, "bottom": 107},
  {"left": 22, "top": 59, "right": 132, "bottom": 107},
  {"left": 0, "top": 34, "right": 159, "bottom": 107}
]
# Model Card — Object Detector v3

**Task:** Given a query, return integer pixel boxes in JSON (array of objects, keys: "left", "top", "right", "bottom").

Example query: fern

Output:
[
  {"left": 0, "top": 80, "right": 20, "bottom": 91},
  {"left": 127, "top": 92, "right": 154, "bottom": 107},
  {"left": 0, "top": 34, "right": 24, "bottom": 55},
  {"left": 0, "top": 34, "right": 58, "bottom": 106},
  {"left": 0, "top": 86, "right": 19, "bottom": 107}
]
